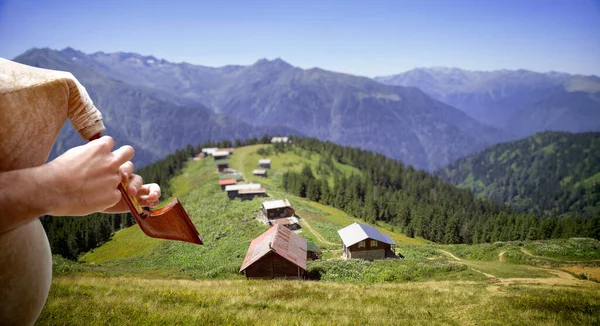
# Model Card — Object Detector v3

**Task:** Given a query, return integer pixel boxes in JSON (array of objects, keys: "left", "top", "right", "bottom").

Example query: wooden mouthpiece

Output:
[{"left": 90, "top": 133, "right": 203, "bottom": 245}]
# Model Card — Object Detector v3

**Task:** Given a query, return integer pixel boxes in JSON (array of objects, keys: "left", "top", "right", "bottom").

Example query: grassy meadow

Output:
[{"left": 39, "top": 144, "right": 600, "bottom": 325}]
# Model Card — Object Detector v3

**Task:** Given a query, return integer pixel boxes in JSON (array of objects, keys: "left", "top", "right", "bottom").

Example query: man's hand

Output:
[
  {"left": 102, "top": 161, "right": 161, "bottom": 213},
  {"left": 43, "top": 136, "right": 160, "bottom": 216}
]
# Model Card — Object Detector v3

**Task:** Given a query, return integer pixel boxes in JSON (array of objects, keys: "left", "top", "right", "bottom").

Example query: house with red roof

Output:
[{"left": 240, "top": 224, "right": 307, "bottom": 279}]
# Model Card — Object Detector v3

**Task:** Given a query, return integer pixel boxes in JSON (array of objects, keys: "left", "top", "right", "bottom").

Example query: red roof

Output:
[
  {"left": 219, "top": 179, "right": 237, "bottom": 186},
  {"left": 240, "top": 224, "right": 307, "bottom": 272}
]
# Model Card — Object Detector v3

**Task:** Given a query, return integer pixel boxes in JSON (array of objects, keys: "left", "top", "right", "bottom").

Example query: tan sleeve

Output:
[
  {"left": 0, "top": 58, "right": 105, "bottom": 141},
  {"left": 63, "top": 74, "right": 105, "bottom": 140}
]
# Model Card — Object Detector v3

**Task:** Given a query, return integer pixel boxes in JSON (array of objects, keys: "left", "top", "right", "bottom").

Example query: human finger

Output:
[
  {"left": 119, "top": 161, "right": 134, "bottom": 183},
  {"left": 127, "top": 174, "right": 143, "bottom": 197},
  {"left": 110, "top": 145, "right": 135, "bottom": 169},
  {"left": 95, "top": 136, "right": 115, "bottom": 152},
  {"left": 137, "top": 183, "right": 161, "bottom": 206}
]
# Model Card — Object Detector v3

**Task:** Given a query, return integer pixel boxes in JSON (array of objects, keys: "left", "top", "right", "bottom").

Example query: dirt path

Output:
[
  {"left": 300, "top": 219, "right": 337, "bottom": 246},
  {"left": 438, "top": 250, "right": 497, "bottom": 279},
  {"left": 438, "top": 249, "right": 462, "bottom": 261},
  {"left": 520, "top": 247, "right": 600, "bottom": 263},
  {"left": 438, "top": 249, "right": 593, "bottom": 286}
]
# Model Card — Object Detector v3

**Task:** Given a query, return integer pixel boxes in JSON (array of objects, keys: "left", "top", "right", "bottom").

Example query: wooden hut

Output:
[
  {"left": 213, "top": 150, "right": 230, "bottom": 160},
  {"left": 219, "top": 178, "right": 237, "bottom": 191},
  {"left": 271, "top": 137, "right": 289, "bottom": 143},
  {"left": 220, "top": 147, "right": 234, "bottom": 154},
  {"left": 225, "top": 183, "right": 262, "bottom": 200},
  {"left": 269, "top": 216, "right": 300, "bottom": 230},
  {"left": 259, "top": 199, "right": 295, "bottom": 224},
  {"left": 252, "top": 169, "right": 268, "bottom": 178},
  {"left": 238, "top": 188, "right": 267, "bottom": 200},
  {"left": 307, "top": 241, "right": 321, "bottom": 260},
  {"left": 258, "top": 159, "right": 271, "bottom": 169},
  {"left": 337, "top": 222, "right": 397, "bottom": 260},
  {"left": 215, "top": 159, "right": 229, "bottom": 172},
  {"left": 240, "top": 224, "right": 307, "bottom": 279},
  {"left": 201, "top": 147, "right": 218, "bottom": 156},
  {"left": 220, "top": 173, "right": 244, "bottom": 182}
]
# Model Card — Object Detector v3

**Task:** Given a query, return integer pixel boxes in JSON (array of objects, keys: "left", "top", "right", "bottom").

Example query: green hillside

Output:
[
  {"left": 80, "top": 144, "right": 428, "bottom": 278},
  {"left": 38, "top": 143, "right": 600, "bottom": 325},
  {"left": 438, "top": 131, "right": 600, "bottom": 220}
]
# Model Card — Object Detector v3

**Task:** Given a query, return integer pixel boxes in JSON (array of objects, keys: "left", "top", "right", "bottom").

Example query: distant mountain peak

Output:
[{"left": 253, "top": 58, "right": 293, "bottom": 69}]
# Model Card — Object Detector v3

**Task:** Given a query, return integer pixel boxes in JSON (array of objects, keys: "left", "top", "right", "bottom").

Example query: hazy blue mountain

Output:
[
  {"left": 14, "top": 48, "right": 296, "bottom": 167},
  {"left": 49, "top": 48, "right": 509, "bottom": 170},
  {"left": 375, "top": 67, "right": 600, "bottom": 136},
  {"left": 507, "top": 75, "right": 600, "bottom": 137}
]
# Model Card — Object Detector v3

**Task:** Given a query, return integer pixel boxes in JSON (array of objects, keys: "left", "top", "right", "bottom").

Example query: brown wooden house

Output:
[
  {"left": 307, "top": 241, "right": 321, "bottom": 260},
  {"left": 337, "top": 222, "right": 397, "bottom": 260},
  {"left": 259, "top": 199, "right": 295, "bottom": 222},
  {"left": 240, "top": 224, "right": 307, "bottom": 279},
  {"left": 258, "top": 159, "right": 271, "bottom": 169},
  {"left": 252, "top": 169, "right": 268, "bottom": 178},
  {"left": 219, "top": 178, "right": 237, "bottom": 191},
  {"left": 215, "top": 159, "right": 229, "bottom": 172},
  {"left": 238, "top": 188, "right": 267, "bottom": 200},
  {"left": 225, "top": 183, "right": 262, "bottom": 199}
]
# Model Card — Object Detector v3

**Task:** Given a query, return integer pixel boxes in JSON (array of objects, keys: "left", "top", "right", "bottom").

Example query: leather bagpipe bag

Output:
[{"left": 0, "top": 58, "right": 105, "bottom": 325}]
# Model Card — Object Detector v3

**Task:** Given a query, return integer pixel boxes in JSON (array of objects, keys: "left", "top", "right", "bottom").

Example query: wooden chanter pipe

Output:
[{"left": 90, "top": 133, "right": 203, "bottom": 245}]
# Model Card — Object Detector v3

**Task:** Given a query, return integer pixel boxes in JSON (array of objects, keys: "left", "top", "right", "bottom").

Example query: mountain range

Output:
[
  {"left": 375, "top": 68, "right": 600, "bottom": 138},
  {"left": 12, "top": 48, "right": 600, "bottom": 171},
  {"left": 15, "top": 48, "right": 509, "bottom": 171}
]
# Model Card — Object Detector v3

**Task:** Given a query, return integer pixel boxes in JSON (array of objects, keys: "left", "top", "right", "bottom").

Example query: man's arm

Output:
[{"left": 0, "top": 136, "right": 160, "bottom": 233}]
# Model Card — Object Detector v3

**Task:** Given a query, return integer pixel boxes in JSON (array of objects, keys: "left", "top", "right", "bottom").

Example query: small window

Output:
[
  {"left": 370, "top": 240, "right": 378, "bottom": 247},
  {"left": 358, "top": 241, "right": 366, "bottom": 248}
]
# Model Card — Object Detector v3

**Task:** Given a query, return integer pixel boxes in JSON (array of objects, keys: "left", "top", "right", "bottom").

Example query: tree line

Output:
[{"left": 281, "top": 137, "right": 600, "bottom": 243}]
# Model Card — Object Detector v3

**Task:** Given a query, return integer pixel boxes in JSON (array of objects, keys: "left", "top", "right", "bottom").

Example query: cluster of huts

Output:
[
  {"left": 198, "top": 147, "right": 272, "bottom": 200},
  {"left": 199, "top": 139, "right": 398, "bottom": 280}
]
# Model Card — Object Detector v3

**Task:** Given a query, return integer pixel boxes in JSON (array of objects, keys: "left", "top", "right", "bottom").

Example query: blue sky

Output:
[{"left": 1, "top": 0, "right": 599, "bottom": 76}]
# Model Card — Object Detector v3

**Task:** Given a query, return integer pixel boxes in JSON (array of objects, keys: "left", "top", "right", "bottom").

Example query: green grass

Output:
[
  {"left": 307, "top": 258, "right": 482, "bottom": 283},
  {"left": 524, "top": 238, "right": 600, "bottom": 261},
  {"left": 37, "top": 275, "right": 600, "bottom": 326}
]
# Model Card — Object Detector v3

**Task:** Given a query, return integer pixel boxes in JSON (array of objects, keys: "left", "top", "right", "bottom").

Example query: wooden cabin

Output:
[
  {"left": 220, "top": 147, "right": 234, "bottom": 154},
  {"left": 240, "top": 224, "right": 307, "bottom": 279},
  {"left": 259, "top": 199, "right": 295, "bottom": 224},
  {"left": 307, "top": 241, "right": 322, "bottom": 260},
  {"left": 201, "top": 147, "right": 218, "bottom": 156},
  {"left": 215, "top": 159, "right": 229, "bottom": 172},
  {"left": 258, "top": 159, "right": 271, "bottom": 169},
  {"left": 219, "top": 178, "right": 237, "bottom": 191},
  {"left": 238, "top": 188, "right": 267, "bottom": 200},
  {"left": 225, "top": 183, "right": 262, "bottom": 200},
  {"left": 213, "top": 150, "right": 230, "bottom": 160},
  {"left": 337, "top": 222, "right": 397, "bottom": 260},
  {"left": 252, "top": 169, "right": 268, "bottom": 178},
  {"left": 221, "top": 168, "right": 239, "bottom": 175},
  {"left": 269, "top": 216, "right": 300, "bottom": 230},
  {"left": 271, "top": 137, "right": 289, "bottom": 143},
  {"left": 220, "top": 173, "right": 244, "bottom": 182}
]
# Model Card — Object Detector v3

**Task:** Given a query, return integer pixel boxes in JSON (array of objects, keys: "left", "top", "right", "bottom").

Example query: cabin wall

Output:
[
  {"left": 266, "top": 207, "right": 294, "bottom": 219},
  {"left": 244, "top": 252, "right": 304, "bottom": 279},
  {"left": 345, "top": 240, "right": 391, "bottom": 260}
]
